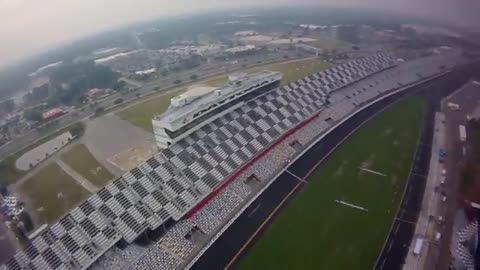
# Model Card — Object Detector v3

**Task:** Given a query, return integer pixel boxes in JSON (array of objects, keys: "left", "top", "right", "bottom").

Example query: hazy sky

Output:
[{"left": 0, "top": 0, "right": 478, "bottom": 67}]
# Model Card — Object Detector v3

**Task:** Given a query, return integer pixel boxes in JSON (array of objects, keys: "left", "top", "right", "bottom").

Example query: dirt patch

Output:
[
  {"left": 84, "top": 113, "right": 155, "bottom": 174},
  {"left": 108, "top": 141, "right": 157, "bottom": 171}
]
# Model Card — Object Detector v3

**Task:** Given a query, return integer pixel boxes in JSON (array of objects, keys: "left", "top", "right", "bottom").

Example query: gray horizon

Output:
[{"left": 0, "top": 0, "right": 478, "bottom": 67}]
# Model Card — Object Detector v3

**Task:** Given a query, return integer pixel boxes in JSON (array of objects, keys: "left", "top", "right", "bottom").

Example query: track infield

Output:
[{"left": 238, "top": 96, "right": 426, "bottom": 270}]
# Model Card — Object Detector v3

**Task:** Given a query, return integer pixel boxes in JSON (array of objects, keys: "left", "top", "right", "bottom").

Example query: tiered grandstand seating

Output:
[
  {"left": 91, "top": 245, "right": 146, "bottom": 270},
  {"left": 1, "top": 50, "right": 465, "bottom": 270},
  {"left": 454, "top": 220, "right": 478, "bottom": 269},
  {"left": 456, "top": 245, "right": 475, "bottom": 269},
  {"left": 159, "top": 220, "right": 195, "bottom": 259},
  {"left": 129, "top": 244, "right": 180, "bottom": 270}
]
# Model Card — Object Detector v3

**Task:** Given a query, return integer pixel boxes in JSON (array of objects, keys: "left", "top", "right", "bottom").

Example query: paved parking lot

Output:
[
  {"left": 83, "top": 113, "right": 155, "bottom": 174},
  {"left": 430, "top": 80, "right": 480, "bottom": 269},
  {"left": 15, "top": 132, "right": 72, "bottom": 171}
]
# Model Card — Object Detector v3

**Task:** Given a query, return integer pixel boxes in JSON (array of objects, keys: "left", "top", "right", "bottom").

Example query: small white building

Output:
[
  {"left": 135, "top": 68, "right": 157, "bottom": 75},
  {"left": 234, "top": 30, "right": 258, "bottom": 37},
  {"left": 225, "top": 45, "right": 256, "bottom": 54}
]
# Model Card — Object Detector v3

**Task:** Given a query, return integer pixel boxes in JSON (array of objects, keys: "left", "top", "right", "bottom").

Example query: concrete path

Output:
[
  {"left": 403, "top": 112, "right": 445, "bottom": 270},
  {"left": 56, "top": 160, "right": 98, "bottom": 193}
]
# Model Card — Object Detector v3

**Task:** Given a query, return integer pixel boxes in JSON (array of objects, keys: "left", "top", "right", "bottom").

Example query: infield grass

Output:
[{"left": 239, "top": 96, "right": 425, "bottom": 270}]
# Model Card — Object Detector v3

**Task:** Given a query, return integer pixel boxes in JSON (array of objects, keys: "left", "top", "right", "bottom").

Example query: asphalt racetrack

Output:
[{"left": 190, "top": 62, "right": 479, "bottom": 270}]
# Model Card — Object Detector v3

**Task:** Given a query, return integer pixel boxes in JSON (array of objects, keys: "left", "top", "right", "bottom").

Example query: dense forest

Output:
[{"left": 46, "top": 61, "right": 120, "bottom": 107}]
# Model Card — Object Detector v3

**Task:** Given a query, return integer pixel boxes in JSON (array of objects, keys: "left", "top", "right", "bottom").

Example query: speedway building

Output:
[{"left": 0, "top": 50, "right": 465, "bottom": 270}]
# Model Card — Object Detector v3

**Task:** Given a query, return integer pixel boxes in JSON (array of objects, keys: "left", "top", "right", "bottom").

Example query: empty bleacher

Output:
[{"left": 0, "top": 51, "right": 465, "bottom": 270}]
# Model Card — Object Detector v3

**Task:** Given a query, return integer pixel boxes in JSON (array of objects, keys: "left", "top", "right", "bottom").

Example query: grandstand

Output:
[
  {"left": 0, "top": 50, "right": 465, "bottom": 270},
  {"left": 451, "top": 220, "right": 478, "bottom": 269},
  {"left": 152, "top": 71, "right": 283, "bottom": 148}
]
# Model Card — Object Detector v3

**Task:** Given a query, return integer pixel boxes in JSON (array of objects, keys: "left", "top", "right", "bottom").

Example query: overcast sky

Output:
[{"left": 0, "top": 0, "right": 479, "bottom": 67}]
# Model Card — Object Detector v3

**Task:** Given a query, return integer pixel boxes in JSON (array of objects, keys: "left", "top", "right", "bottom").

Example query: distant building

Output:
[
  {"left": 225, "top": 45, "right": 256, "bottom": 54},
  {"left": 87, "top": 88, "right": 106, "bottom": 99},
  {"left": 234, "top": 30, "right": 258, "bottom": 37},
  {"left": 299, "top": 24, "right": 328, "bottom": 30},
  {"left": 42, "top": 108, "right": 64, "bottom": 121},
  {"left": 135, "top": 68, "right": 157, "bottom": 75}
]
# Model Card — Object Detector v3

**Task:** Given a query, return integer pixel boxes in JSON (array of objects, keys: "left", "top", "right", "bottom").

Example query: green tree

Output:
[
  {"left": 0, "top": 99, "right": 15, "bottom": 114},
  {"left": 18, "top": 211, "right": 34, "bottom": 232},
  {"left": 0, "top": 184, "right": 7, "bottom": 196},
  {"left": 302, "top": 27, "right": 310, "bottom": 36},
  {"left": 338, "top": 26, "right": 360, "bottom": 44},
  {"left": 402, "top": 27, "right": 417, "bottom": 39},
  {"left": 69, "top": 122, "right": 85, "bottom": 137},
  {"left": 113, "top": 80, "right": 126, "bottom": 91},
  {"left": 24, "top": 110, "right": 43, "bottom": 122},
  {"left": 32, "top": 84, "right": 49, "bottom": 100},
  {"left": 48, "top": 61, "right": 120, "bottom": 106},
  {"left": 94, "top": 107, "right": 104, "bottom": 116}
]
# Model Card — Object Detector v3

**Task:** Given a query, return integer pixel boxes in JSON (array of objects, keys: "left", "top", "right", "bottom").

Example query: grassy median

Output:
[{"left": 18, "top": 163, "right": 90, "bottom": 224}]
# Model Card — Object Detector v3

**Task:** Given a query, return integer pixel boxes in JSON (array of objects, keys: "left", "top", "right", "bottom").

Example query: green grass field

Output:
[
  {"left": 250, "top": 58, "right": 330, "bottom": 86},
  {"left": 204, "top": 58, "right": 330, "bottom": 88},
  {"left": 61, "top": 144, "right": 113, "bottom": 187},
  {"left": 18, "top": 163, "right": 90, "bottom": 224},
  {"left": 117, "top": 58, "right": 329, "bottom": 131},
  {"left": 306, "top": 35, "right": 351, "bottom": 51},
  {"left": 239, "top": 96, "right": 426, "bottom": 270},
  {"left": 116, "top": 88, "right": 186, "bottom": 131}
]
